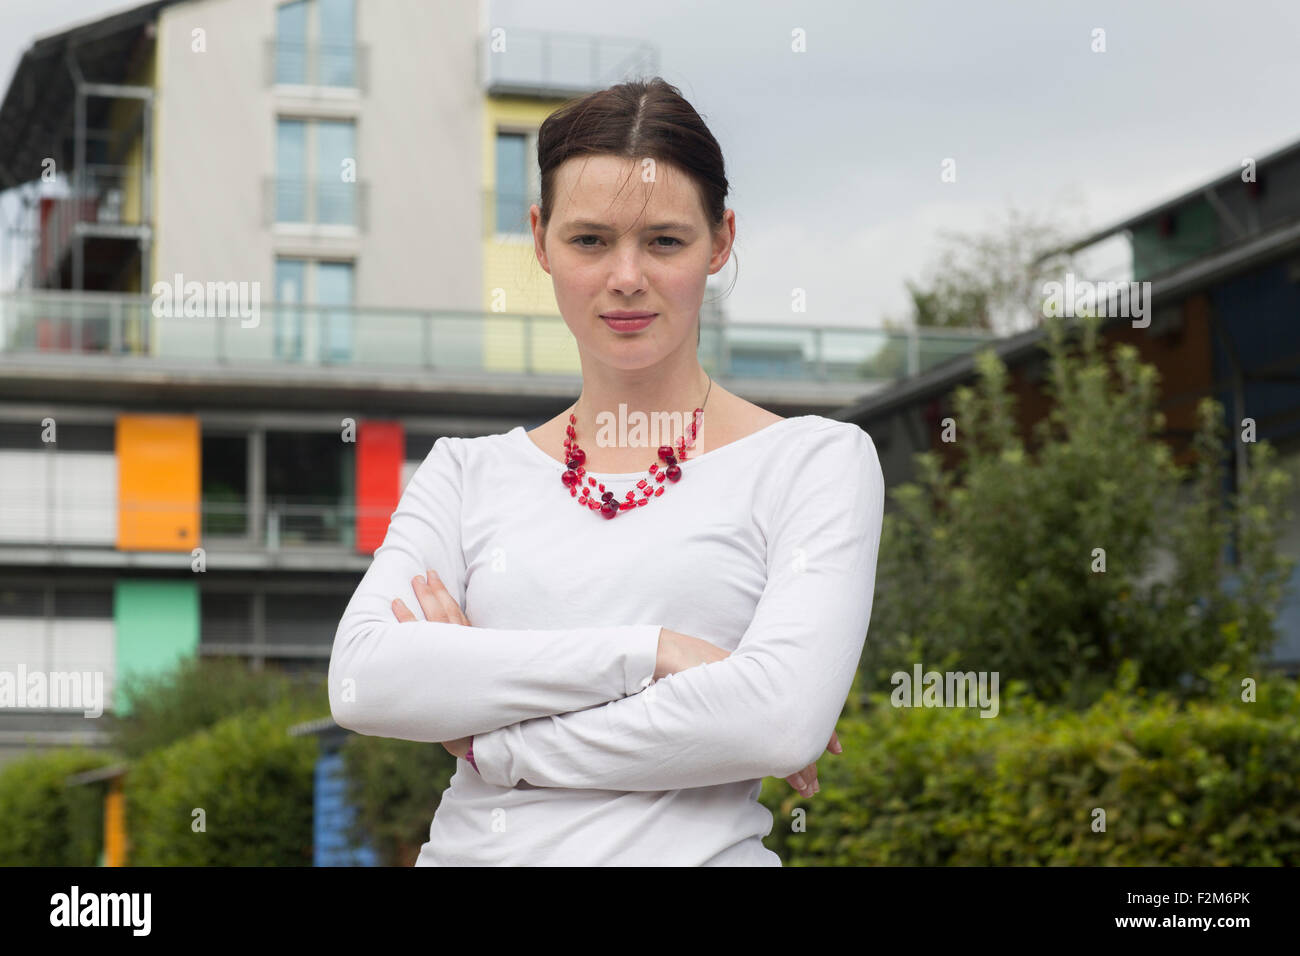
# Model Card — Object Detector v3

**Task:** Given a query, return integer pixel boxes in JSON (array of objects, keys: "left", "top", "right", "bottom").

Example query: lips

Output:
[{"left": 600, "top": 312, "right": 658, "bottom": 332}]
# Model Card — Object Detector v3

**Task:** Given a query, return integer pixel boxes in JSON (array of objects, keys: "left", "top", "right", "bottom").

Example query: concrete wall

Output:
[{"left": 153, "top": 0, "right": 481, "bottom": 316}]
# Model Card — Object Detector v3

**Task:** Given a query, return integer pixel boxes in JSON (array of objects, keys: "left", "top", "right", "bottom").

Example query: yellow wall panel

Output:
[{"left": 116, "top": 415, "right": 200, "bottom": 551}]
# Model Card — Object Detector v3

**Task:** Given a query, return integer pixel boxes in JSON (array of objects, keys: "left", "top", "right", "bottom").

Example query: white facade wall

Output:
[{"left": 151, "top": 0, "right": 482, "bottom": 353}]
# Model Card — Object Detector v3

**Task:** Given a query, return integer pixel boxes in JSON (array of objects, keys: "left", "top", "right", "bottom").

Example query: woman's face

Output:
[{"left": 532, "top": 154, "right": 734, "bottom": 370}]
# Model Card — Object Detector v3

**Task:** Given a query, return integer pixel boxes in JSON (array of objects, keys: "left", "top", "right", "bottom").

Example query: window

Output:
[
  {"left": 275, "top": 118, "right": 356, "bottom": 226},
  {"left": 264, "top": 431, "right": 354, "bottom": 548},
  {"left": 275, "top": 0, "right": 355, "bottom": 88},
  {"left": 495, "top": 130, "right": 537, "bottom": 234},
  {"left": 274, "top": 257, "right": 354, "bottom": 363},
  {"left": 201, "top": 433, "right": 249, "bottom": 537}
]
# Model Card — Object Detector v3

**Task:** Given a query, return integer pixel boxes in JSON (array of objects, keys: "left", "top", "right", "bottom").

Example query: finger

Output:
[
  {"left": 392, "top": 598, "right": 416, "bottom": 623},
  {"left": 828, "top": 730, "right": 842, "bottom": 755},
  {"left": 800, "top": 762, "right": 819, "bottom": 794},
  {"left": 785, "top": 769, "right": 815, "bottom": 797},
  {"left": 411, "top": 575, "right": 448, "bottom": 622},
  {"left": 424, "top": 569, "right": 470, "bottom": 626}
]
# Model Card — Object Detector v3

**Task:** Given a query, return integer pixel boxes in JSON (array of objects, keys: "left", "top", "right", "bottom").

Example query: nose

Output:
[{"left": 606, "top": 244, "right": 648, "bottom": 296}]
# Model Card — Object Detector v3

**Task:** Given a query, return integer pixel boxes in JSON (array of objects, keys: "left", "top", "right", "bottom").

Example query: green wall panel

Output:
[{"left": 113, "top": 579, "right": 200, "bottom": 715}]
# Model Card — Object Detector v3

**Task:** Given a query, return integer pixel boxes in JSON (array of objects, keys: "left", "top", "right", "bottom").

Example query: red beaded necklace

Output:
[{"left": 560, "top": 376, "right": 713, "bottom": 520}]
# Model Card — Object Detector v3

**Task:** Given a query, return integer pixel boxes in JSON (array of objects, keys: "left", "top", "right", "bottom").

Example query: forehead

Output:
[{"left": 551, "top": 154, "right": 702, "bottom": 223}]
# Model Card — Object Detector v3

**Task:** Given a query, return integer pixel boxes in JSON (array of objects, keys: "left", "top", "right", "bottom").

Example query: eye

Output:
[{"left": 569, "top": 236, "right": 684, "bottom": 249}]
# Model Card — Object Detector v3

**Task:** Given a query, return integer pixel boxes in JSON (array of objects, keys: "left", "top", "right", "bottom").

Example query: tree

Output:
[
  {"left": 902, "top": 204, "right": 1079, "bottom": 334},
  {"left": 861, "top": 313, "right": 1296, "bottom": 708}
]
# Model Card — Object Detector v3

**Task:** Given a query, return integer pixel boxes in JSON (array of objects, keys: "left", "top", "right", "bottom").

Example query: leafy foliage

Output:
[{"left": 863, "top": 314, "right": 1296, "bottom": 707}]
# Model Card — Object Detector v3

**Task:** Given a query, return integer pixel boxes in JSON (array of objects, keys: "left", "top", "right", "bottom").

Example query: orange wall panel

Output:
[{"left": 116, "top": 415, "right": 200, "bottom": 551}]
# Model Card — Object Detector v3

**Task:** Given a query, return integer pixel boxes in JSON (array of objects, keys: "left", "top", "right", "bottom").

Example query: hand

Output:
[
  {"left": 784, "top": 730, "right": 841, "bottom": 798},
  {"left": 392, "top": 569, "right": 473, "bottom": 759},
  {"left": 654, "top": 628, "right": 731, "bottom": 680}
]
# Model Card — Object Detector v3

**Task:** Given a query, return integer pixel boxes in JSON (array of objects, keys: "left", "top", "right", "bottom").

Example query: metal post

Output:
[
  {"left": 249, "top": 428, "right": 265, "bottom": 547},
  {"left": 141, "top": 90, "right": 153, "bottom": 293},
  {"left": 73, "top": 88, "right": 85, "bottom": 291}
]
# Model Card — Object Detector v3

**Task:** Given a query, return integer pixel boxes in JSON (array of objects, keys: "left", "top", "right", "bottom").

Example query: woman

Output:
[{"left": 329, "top": 77, "right": 885, "bottom": 865}]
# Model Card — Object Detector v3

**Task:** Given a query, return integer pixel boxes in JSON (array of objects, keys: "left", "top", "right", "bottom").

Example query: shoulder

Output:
[
  {"left": 413, "top": 429, "right": 521, "bottom": 484},
  {"left": 791, "top": 415, "right": 880, "bottom": 464},
  {"left": 755, "top": 416, "right": 882, "bottom": 505}
]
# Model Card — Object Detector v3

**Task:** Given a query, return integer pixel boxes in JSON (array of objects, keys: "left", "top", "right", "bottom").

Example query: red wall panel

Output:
[{"left": 356, "top": 421, "right": 403, "bottom": 555}]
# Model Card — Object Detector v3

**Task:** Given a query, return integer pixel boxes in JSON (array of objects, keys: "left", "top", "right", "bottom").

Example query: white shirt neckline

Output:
[{"left": 510, "top": 414, "right": 817, "bottom": 479}]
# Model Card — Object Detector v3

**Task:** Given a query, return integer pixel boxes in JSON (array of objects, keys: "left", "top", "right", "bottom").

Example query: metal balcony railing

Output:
[
  {"left": 33, "top": 163, "right": 147, "bottom": 284},
  {"left": 0, "top": 490, "right": 396, "bottom": 551},
  {"left": 264, "top": 176, "right": 368, "bottom": 230},
  {"left": 264, "top": 39, "right": 369, "bottom": 92},
  {"left": 482, "top": 28, "right": 658, "bottom": 97},
  {"left": 0, "top": 290, "right": 997, "bottom": 382}
]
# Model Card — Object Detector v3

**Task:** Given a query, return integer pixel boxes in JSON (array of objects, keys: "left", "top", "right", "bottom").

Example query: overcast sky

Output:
[{"left": 3, "top": 0, "right": 1300, "bottom": 329}]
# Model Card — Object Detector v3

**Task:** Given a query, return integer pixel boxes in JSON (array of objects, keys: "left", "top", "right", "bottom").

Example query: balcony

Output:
[
  {"left": 481, "top": 29, "right": 658, "bottom": 98},
  {"left": 33, "top": 163, "right": 148, "bottom": 289},
  {"left": 0, "top": 290, "right": 996, "bottom": 386},
  {"left": 264, "top": 39, "right": 369, "bottom": 93},
  {"left": 264, "top": 176, "right": 368, "bottom": 230}
]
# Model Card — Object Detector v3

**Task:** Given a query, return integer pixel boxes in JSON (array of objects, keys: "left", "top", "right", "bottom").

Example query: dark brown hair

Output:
[{"left": 536, "top": 77, "right": 737, "bottom": 340}]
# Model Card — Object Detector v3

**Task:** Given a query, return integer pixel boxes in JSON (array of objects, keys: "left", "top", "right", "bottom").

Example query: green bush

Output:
[
  {"left": 124, "top": 701, "right": 319, "bottom": 865},
  {"left": 761, "top": 673, "right": 1300, "bottom": 865},
  {"left": 113, "top": 656, "right": 325, "bottom": 759},
  {"left": 865, "top": 314, "right": 1296, "bottom": 707},
  {"left": 339, "top": 735, "right": 456, "bottom": 867},
  {"left": 0, "top": 748, "right": 118, "bottom": 865}
]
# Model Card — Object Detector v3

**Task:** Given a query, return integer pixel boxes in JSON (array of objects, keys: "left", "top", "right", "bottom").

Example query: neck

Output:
[{"left": 571, "top": 347, "right": 712, "bottom": 432}]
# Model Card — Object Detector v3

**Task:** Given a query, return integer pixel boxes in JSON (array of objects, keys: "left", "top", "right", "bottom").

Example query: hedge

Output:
[
  {"left": 760, "top": 676, "right": 1300, "bottom": 865},
  {"left": 124, "top": 701, "right": 318, "bottom": 865},
  {"left": 0, "top": 747, "right": 118, "bottom": 866}
]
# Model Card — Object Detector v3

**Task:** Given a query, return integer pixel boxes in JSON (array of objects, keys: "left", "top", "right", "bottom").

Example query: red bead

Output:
[
  {"left": 655, "top": 471, "right": 665, "bottom": 482},
  {"left": 625, "top": 490, "right": 635, "bottom": 500},
  {"left": 566, "top": 424, "right": 575, "bottom": 438},
  {"left": 665, "top": 464, "right": 681, "bottom": 482},
  {"left": 619, "top": 501, "right": 633, "bottom": 510},
  {"left": 600, "top": 501, "right": 618, "bottom": 518},
  {"left": 636, "top": 479, "right": 647, "bottom": 489},
  {"left": 654, "top": 486, "right": 664, "bottom": 496},
  {"left": 561, "top": 470, "right": 578, "bottom": 486},
  {"left": 569, "top": 484, "right": 577, "bottom": 496},
  {"left": 657, "top": 445, "right": 672, "bottom": 460},
  {"left": 569, "top": 413, "right": 576, "bottom": 424},
  {"left": 636, "top": 498, "right": 649, "bottom": 506},
  {"left": 648, "top": 463, "right": 657, "bottom": 474},
  {"left": 568, "top": 448, "right": 585, "bottom": 466},
  {"left": 587, "top": 477, "right": 596, "bottom": 486}
]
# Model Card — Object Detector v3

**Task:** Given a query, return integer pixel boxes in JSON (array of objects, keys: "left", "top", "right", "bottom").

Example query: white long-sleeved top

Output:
[{"left": 329, "top": 413, "right": 885, "bottom": 866}]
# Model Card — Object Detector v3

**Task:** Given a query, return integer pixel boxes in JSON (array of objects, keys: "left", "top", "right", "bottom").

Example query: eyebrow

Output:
[{"left": 559, "top": 219, "right": 697, "bottom": 233}]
